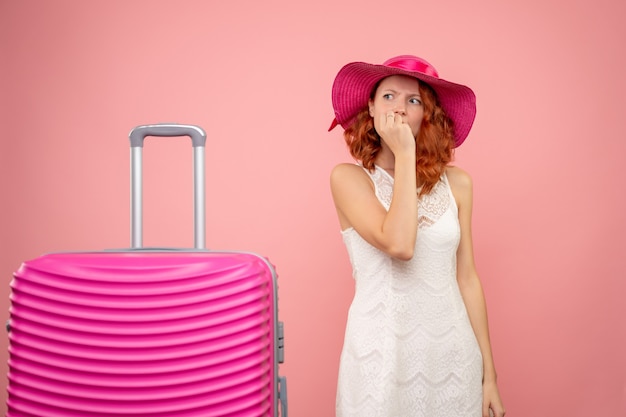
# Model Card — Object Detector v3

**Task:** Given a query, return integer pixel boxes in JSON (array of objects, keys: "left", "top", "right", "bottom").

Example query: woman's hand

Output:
[
  {"left": 482, "top": 380, "right": 506, "bottom": 417},
  {"left": 375, "top": 112, "right": 415, "bottom": 156}
]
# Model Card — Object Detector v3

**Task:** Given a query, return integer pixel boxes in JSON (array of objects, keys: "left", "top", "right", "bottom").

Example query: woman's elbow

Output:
[
  {"left": 387, "top": 245, "right": 414, "bottom": 261},
  {"left": 373, "top": 233, "right": 416, "bottom": 260}
]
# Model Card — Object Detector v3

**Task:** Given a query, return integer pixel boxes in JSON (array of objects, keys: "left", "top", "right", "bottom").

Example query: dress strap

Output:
[
  {"left": 442, "top": 172, "right": 458, "bottom": 214},
  {"left": 364, "top": 165, "right": 393, "bottom": 210}
]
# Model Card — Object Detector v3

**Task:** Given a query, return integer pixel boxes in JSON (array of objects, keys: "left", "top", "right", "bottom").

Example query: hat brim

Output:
[{"left": 331, "top": 61, "right": 476, "bottom": 147}]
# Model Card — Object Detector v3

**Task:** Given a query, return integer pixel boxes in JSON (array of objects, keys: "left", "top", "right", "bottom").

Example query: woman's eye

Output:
[
  {"left": 409, "top": 98, "right": 422, "bottom": 105},
  {"left": 382, "top": 93, "right": 393, "bottom": 100}
]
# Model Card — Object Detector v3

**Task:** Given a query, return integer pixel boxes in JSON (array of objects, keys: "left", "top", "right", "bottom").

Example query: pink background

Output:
[{"left": 1, "top": 0, "right": 625, "bottom": 415}]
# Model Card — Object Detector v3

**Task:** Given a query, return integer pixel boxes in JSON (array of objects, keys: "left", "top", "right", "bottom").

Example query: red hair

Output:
[{"left": 343, "top": 80, "right": 455, "bottom": 196}]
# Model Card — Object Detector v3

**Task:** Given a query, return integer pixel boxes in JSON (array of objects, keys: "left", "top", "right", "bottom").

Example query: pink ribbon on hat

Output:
[{"left": 383, "top": 55, "right": 440, "bottom": 78}]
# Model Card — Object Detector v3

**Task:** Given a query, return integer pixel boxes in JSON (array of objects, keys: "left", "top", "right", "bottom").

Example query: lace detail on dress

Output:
[
  {"left": 417, "top": 178, "right": 451, "bottom": 228},
  {"left": 369, "top": 166, "right": 453, "bottom": 228}
]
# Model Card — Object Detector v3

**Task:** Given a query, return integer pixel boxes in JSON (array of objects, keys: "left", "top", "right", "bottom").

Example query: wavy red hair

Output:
[{"left": 343, "top": 80, "right": 456, "bottom": 196}]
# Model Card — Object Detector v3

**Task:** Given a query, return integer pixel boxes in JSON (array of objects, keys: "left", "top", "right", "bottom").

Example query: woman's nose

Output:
[{"left": 393, "top": 106, "right": 406, "bottom": 115}]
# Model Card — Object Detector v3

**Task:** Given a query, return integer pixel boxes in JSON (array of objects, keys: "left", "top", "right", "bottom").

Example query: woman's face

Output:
[{"left": 368, "top": 75, "right": 424, "bottom": 138}]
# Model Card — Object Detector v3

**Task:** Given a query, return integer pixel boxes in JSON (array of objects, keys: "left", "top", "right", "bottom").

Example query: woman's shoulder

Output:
[
  {"left": 330, "top": 163, "right": 374, "bottom": 191},
  {"left": 331, "top": 162, "right": 368, "bottom": 181},
  {"left": 331, "top": 162, "right": 362, "bottom": 173},
  {"left": 445, "top": 165, "right": 473, "bottom": 189},
  {"left": 445, "top": 165, "right": 474, "bottom": 205}
]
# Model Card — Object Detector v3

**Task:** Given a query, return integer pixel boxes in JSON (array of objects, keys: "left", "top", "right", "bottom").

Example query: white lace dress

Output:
[{"left": 336, "top": 166, "right": 483, "bottom": 417}]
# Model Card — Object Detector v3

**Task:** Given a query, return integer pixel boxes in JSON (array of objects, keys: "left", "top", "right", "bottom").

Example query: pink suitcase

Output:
[{"left": 7, "top": 124, "right": 288, "bottom": 416}]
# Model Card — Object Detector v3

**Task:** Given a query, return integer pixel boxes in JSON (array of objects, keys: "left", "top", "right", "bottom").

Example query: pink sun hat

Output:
[{"left": 329, "top": 55, "right": 477, "bottom": 147}]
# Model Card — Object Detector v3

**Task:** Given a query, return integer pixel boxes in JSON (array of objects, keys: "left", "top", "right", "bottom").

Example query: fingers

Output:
[
  {"left": 385, "top": 111, "right": 399, "bottom": 126},
  {"left": 375, "top": 112, "right": 415, "bottom": 155},
  {"left": 379, "top": 112, "right": 397, "bottom": 129},
  {"left": 486, "top": 405, "right": 506, "bottom": 417},
  {"left": 379, "top": 112, "right": 408, "bottom": 136}
]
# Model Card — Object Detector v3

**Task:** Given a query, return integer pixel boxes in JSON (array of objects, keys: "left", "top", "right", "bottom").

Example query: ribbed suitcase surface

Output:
[{"left": 8, "top": 251, "right": 279, "bottom": 416}]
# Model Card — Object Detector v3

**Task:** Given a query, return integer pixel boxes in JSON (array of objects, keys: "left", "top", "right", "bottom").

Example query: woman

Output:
[{"left": 329, "top": 55, "right": 505, "bottom": 417}]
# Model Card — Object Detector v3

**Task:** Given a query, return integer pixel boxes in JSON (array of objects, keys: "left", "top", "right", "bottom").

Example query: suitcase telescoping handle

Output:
[{"left": 129, "top": 123, "right": 207, "bottom": 250}]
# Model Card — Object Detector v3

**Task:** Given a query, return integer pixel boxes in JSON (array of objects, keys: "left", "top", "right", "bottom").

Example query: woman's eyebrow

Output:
[{"left": 381, "top": 88, "right": 421, "bottom": 96}]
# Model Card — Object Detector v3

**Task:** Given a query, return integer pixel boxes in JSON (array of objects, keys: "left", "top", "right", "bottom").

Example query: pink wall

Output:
[{"left": 1, "top": 0, "right": 625, "bottom": 415}]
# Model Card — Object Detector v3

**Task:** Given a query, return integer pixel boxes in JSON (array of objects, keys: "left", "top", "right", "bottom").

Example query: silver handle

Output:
[
  {"left": 129, "top": 124, "right": 206, "bottom": 148},
  {"left": 128, "top": 123, "right": 207, "bottom": 249}
]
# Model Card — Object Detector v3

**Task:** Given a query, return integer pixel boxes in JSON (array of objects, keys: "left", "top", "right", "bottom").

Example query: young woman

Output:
[{"left": 329, "top": 55, "right": 505, "bottom": 417}]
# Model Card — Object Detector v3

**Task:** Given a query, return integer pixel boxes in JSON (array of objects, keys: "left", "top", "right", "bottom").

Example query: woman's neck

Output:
[{"left": 375, "top": 148, "right": 396, "bottom": 171}]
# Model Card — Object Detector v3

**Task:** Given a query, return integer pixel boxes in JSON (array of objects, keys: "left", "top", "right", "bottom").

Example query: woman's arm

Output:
[
  {"left": 447, "top": 166, "right": 506, "bottom": 417},
  {"left": 330, "top": 152, "right": 417, "bottom": 260},
  {"left": 330, "top": 112, "right": 419, "bottom": 260}
]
